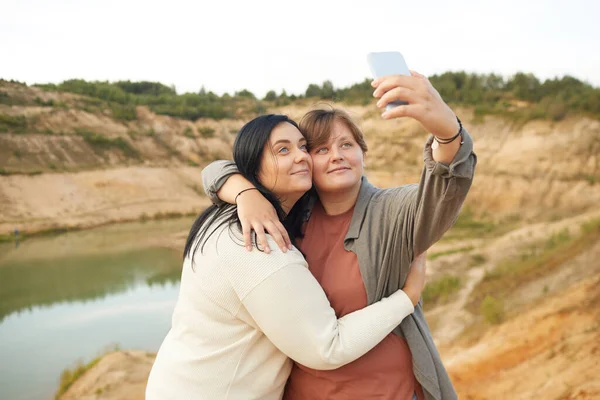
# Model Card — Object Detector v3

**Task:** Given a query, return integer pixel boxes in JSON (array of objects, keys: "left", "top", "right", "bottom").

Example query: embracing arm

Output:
[
  {"left": 201, "top": 160, "right": 241, "bottom": 206},
  {"left": 201, "top": 160, "right": 291, "bottom": 252},
  {"left": 235, "top": 251, "right": 426, "bottom": 370}
]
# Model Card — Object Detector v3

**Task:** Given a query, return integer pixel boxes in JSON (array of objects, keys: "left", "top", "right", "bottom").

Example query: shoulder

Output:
[
  {"left": 214, "top": 225, "right": 308, "bottom": 298},
  {"left": 370, "top": 184, "right": 419, "bottom": 209},
  {"left": 216, "top": 224, "right": 306, "bottom": 265}
]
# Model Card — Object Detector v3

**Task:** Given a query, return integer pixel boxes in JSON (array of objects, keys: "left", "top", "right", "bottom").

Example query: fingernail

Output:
[
  {"left": 371, "top": 81, "right": 377, "bottom": 87},
  {"left": 376, "top": 100, "right": 382, "bottom": 107},
  {"left": 372, "top": 90, "right": 378, "bottom": 97},
  {"left": 265, "top": 247, "right": 271, "bottom": 254},
  {"left": 246, "top": 245, "right": 252, "bottom": 252},
  {"left": 288, "top": 244, "right": 293, "bottom": 250},
  {"left": 381, "top": 112, "right": 389, "bottom": 118}
]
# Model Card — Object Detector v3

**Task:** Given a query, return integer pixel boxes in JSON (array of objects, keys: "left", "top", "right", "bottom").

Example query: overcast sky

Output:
[{"left": 2, "top": 0, "right": 599, "bottom": 97}]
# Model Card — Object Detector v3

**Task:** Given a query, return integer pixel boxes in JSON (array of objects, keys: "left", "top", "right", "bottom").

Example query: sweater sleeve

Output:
[
  {"left": 201, "top": 160, "right": 239, "bottom": 207},
  {"left": 235, "top": 248, "right": 414, "bottom": 370}
]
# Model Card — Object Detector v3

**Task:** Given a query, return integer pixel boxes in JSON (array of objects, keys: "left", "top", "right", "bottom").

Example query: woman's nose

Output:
[
  {"left": 330, "top": 147, "right": 343, "bottom": 161},
  {"left": 294, "top": 148, "right": 310, "bottom": 163}
]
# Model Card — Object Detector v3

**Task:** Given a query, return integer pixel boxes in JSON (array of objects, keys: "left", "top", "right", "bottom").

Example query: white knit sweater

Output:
[{"left": 145, "top": 224, "right": 414, "bottom": 400}]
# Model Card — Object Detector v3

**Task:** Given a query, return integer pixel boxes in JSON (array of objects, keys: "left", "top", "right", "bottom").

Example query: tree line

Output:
[{"left": 29, "top": 71, "right": 600, "bottom": 122}]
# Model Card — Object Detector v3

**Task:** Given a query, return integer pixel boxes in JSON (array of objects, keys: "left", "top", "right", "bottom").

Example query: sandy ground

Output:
[
  {"left": 0, "top": 166, "right": 211, "bottom": 235},
  {"left": 445, "top": 273, "right": 600, "bottom": 400},
  {"left": 58, "top": 351, "right": 155, "bottom": 400}
]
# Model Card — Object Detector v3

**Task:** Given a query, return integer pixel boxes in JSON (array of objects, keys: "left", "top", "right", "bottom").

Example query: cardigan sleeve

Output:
[
  {"left": 382, "top": 128, "right": 477, "bottom": 258},
  {"left": 226, "top": 239, "right": 414, "bottom": 370},
  {"left": 201, "top": 160, "right": 239, "bottom": 207},
  {"left": 413, "top": 128, "right": 476, "bottom": 255}
]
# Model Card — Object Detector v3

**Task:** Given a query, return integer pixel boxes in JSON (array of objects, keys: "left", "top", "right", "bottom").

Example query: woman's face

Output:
[
  {"left": 258, "top": 122, "right": 313, "bottom": 203},
  {"left": 309, "top": 120, "right": 364, "bottom": 195}
]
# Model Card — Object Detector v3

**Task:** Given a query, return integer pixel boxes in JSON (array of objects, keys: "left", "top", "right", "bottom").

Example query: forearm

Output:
[
  {"left": 243, "top": 264, "right": 414, "bottom": 370},
  {"left": 217, "top": 174, "right": 254, "bottom": 204},
  {"left": 432, "top": 137, "right": 461, "bottom": 164},
  {"left": 431, "top": 116, "right": 462, "bottom": 164}
]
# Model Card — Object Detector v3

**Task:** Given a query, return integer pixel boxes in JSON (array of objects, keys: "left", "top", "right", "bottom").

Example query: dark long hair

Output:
[{"left": 183, "top": 114, "right": 309, "bottom": 264}]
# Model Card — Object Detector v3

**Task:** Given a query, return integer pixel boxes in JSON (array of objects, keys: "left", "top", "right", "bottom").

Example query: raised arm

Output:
[
  {"left": 234, "top": 247, "right": 427, "bottom": 370},
  {"left": 373, "top": 70, "right": 463, "bottom": 164},
  {"left": 372, "top": 71, "right": 477, "bottom": 256},
  {"left": 411, "top": 127, "right": 475, "bottom": 255}
]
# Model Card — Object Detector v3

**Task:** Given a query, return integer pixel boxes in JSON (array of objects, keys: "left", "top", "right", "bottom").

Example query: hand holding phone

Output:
[
  {"left": 368, "top": 54, "right": 460, "bottom": 140},
  {"left": 367, "top": 51, "right": 411, "bottom": 111}
]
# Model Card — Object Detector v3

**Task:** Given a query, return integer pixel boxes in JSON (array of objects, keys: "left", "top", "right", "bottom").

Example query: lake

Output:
[{"left": 0, "top": 218, "right": 195, "bottom": 400}]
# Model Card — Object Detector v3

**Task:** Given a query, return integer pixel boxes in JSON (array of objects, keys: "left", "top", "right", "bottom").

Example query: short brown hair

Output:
[{"left": 300, "top": 105, "right": 368, "bottom": 154}]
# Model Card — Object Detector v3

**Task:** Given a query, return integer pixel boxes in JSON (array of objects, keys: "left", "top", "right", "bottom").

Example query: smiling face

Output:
[
  {"left": 309, "top": 119, "right": 365, "bottom": 195},
  {"left": 258, "top": 122, "right": 313, "bottom": 206}
]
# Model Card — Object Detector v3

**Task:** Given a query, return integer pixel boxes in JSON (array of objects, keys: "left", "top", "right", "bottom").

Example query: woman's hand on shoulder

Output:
[
  {"left": 372, "top": 71, "right": 460, "bottom": 139},
  {"left": 236, "top": 189, "right": 292, "bottom": 254}
]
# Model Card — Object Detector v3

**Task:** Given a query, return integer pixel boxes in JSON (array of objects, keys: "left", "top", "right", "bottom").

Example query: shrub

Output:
[
  {"left": 75, "top": 128, "right": 139, "bottom": 159},
  {"left": 110, "top": 103, "right": 137, "bottom": 120},
  {"left": 428, "top": 246, "right": 474, "bottom": 261},
  {"left": 0, "top": 114, "right": 27, "bottom": 133},
  {"left": 55, "top": 357, "right": 101, "bottom": 399},
  {"left": 34, "top": 97, "right": 55, "bottom": 106},
  {"left": 0, "top": 91, "right": 27, "bottom": 106},
  {"left": 481, "top": 295, "right": 504, "bottom": 324},
  {"left": 183, "top": 127, "right": 195, "bottom": 138},
  {"left": 198, "top": 127, "right": 215, "bottom": 138},
  {"left": 545, "top": 228, "right": 571, "bottom": 250},
  {"left": 423, "top": 275, "right": 461, "bottom": 305},
  {"left": 470, "top": 254, "right": 487, "bottom": 267}
]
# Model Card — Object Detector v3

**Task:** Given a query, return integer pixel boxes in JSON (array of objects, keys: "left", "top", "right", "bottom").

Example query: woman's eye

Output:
[
  {"left": 278, "top": 147, "right": 289, "bottom": 154},
  {"left": 300, "top": 144, "right": 308, "bottom": 151},
  {"left": 342, "top": 142, "right": 352, "bottom": 148},
  {"left": 316, "top": 147, "right": 328, "bottom": 154}
]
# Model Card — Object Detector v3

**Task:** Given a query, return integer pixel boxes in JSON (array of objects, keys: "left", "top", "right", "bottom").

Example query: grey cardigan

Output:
[{"left": 202, "top": 130, "right": 477, "bottom": 400}]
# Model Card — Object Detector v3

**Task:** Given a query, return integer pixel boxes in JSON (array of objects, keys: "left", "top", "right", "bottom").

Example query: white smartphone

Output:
[{"left": 367, "top": 51, "right": 411, "bottom": 111}]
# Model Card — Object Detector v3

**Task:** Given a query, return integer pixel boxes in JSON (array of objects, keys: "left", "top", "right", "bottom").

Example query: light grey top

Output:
[{"left": 201, "top": 129, "right": 477, "bottom": 400}]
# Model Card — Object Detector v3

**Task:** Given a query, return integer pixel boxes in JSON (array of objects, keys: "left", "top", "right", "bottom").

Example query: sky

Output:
[{"left": 1, "top": 0, "right": 599, "bottom": 97}]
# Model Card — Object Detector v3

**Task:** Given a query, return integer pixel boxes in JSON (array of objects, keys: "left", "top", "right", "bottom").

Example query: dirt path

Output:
[{"left": 426, "top": 209, "right": 600, "bottom": 345}]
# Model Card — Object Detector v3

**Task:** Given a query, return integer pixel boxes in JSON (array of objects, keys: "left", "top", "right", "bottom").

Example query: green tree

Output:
[
  {"left": 507, "top": 73, "right": 541, "bottom": 101},
  {"left": 321, "top": 80, "right": 335, "bottom": 99},
  {"left": 235, "top": 89, "right": 256, "bottom": 99},
  {"left": 305, "top": 83, "right": 321, "bottom": 98},
  {"left": 264, "top": 90, "right": 277, "bottom": 101}
]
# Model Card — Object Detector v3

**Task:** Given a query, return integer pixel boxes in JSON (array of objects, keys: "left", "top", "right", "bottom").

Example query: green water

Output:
[{"left": 0, "top": 218, "right": 194, "bottom": 400}]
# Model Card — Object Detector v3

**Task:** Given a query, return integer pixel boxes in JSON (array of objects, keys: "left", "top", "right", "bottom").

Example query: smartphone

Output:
[{"left": 367, "top": 51, "right": 411, "bottom": 111}]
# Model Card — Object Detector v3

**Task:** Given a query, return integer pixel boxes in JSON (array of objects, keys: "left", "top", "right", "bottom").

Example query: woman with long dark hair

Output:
[{"left": 145, "top": 114, "right": 427, "bottom": 400}]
